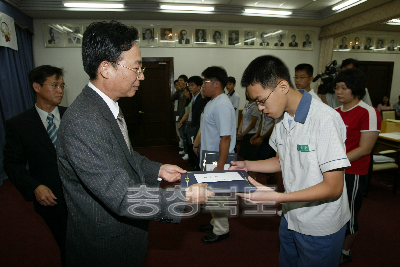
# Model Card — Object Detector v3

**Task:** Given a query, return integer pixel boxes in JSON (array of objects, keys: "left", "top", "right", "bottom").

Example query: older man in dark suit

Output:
[
  {"left": 3, "top": 65, "right": 68, "bottom": 265},
  {"left": 57, "top": 21, "right": 212, "bottom": 267}
]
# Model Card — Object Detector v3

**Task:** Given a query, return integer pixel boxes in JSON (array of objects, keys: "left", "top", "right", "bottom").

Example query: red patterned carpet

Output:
[{"left": 0, "top": 145, "right": 399, "bottom": 267}]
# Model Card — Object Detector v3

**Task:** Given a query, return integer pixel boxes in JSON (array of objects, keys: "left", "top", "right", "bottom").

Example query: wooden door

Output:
[
  {"left": 119, "top": 57, "right": 175, "bottom": 147},
  {"left": 359, "top": 61, "right": 394, "bottom": 108}
]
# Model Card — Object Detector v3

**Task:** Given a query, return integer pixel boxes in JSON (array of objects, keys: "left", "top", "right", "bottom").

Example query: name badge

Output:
[{"left": 297, "top": 144, "right": 309, "bottom": 152}]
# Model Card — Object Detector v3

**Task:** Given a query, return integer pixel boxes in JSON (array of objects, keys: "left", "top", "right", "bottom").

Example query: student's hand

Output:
[
  {"left": 34, "top": 185, "right": 57, "bottom": 206},
  {"left": 185, "top": 183, "right": 215, "bottom": 204},
  {"left": 250, "top": 135, "right": 258, "bottom": 144},
  {"left": 229, "top": 161, "right": 248, "bottom": 172},
  {"left": 178, "top": 122, "right": 182, "bottom": 129},
  {"left": 193, "top": 146, "right": 199, "bottom": 156},
  {"left": 236, "top": 177, "right": 278, "bottom": 204},
  {"left": 252, "top": 137, "right": 263, "bottom": 146},
  {"left": 213, "top": 165, "right": 225, "bottom": 171},
  {"left": 237, "top": 133, "right": 245, "bottom": 140},
  {"left": 158, "top": 164, "right": 186, "bottom": 182}
]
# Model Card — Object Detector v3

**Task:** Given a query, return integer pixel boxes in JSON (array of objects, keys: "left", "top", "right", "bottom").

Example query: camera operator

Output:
[{"left": 319, "top": 58, "right": 372, "bottom": 108}]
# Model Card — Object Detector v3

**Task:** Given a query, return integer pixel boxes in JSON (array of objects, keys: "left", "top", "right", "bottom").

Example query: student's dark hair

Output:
[
  {"left": 28, "top": 65, "right": 64, "bottom": 92},
  {"left": 201, "top": 66, "right": 228, "bottom": 89},
  {"left": 341, "top": 58, "right": 359, "bottom": 69},
  {"left": 334, "top": 68, "right": 366, "bottom": 100},
  {"left": 295, "top": 64, "right": 314, "bottom": 77},
  {"left": 178, "top": 74, "right": 188, "bottom": 82},
  {"left": 184, "top": 87, "right": 192, "bottom": 106},
  {"left": 174, "top": 79, "right": 179, "bottom": 84},
  {"left": 82, "top": 21, "right": 138, "bottom": 80},
  {"left": 187, "top": 76, "right": 203, "bottom": 87},
  {"left": 241, "top": 55, "right": 294, "bottom": 89},
  {"left": 227, "top": 76, "right": 236, "bottom": 85},
  {"left": 381, "top": 96, "right": 390, "bottom": 106}
]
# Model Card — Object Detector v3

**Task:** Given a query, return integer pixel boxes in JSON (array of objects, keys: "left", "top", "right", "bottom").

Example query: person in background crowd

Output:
[
  {"left": 334, "top": 68, "right": 381, "bottom": 265},
  {"left": 177, "top": 87, "right": 192, "bottom": 160},
  {"left": 377, "top": 95, "right": 393, "bottom": 112},
  {"left": 4, "top": 65, "right": 68, "bottom": 266},
  {"left": 392, "top": 95, "right": 400, "bottom": 118},
  {"left": 237, "top": 90, "right": 261, "bottom": 178}
]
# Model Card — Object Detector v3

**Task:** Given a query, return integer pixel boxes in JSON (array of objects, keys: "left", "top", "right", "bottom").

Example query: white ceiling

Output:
[{"left": 3, "top": 0, "right": 399, "bottom": 30}]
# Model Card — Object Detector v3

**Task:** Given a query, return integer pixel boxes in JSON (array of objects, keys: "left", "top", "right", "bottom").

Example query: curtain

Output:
[{"left": 0, "top": 24, "right": 35, "bottom": 186}]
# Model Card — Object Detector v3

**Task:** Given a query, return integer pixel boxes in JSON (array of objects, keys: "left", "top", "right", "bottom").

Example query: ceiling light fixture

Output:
[
  {"left": 387, "top": 18, "right": 400, "bottom": 25},
  {"left": 160, "top": 5, "right": 214, "bottom": 11},
  {"left": 332, "top": 0, "right": 366, "bottom": 11},
  {"left": 244, "top": 9, "right": 292, "bottom": 15},
  {"left": 63, "top": 2, "right": 125, "bottom": 9}
]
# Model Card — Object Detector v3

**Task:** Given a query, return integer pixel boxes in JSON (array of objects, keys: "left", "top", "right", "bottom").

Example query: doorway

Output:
[
  {"left": 119, "top": 57, "right": 175, "bottom": 147},
  {"left": 358, "top": 61, "right": 394, "bottom": 108}
]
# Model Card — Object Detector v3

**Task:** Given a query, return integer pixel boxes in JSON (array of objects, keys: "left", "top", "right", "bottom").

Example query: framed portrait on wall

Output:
[
  {"left": 257, "top": 30, "right": 272, "bottom": 48},
  {"left": 44, "top": 24, "right": 65, "bottom": 47},
  {"left": 270, "top": 30, "right": 286, "bottom": 49},
  {"left": 374, "top": 37, "right": 386, "bottom": 51},
  {"left": 193, "top": 27, "right": 209, "bottom": 47},
  {"left": 349, "top": 34, "right": 362, "bottom": 51},
  {"left": 242, "top": 28, "right": 256, "bottom": 48},
  {"left": 227, "top": 28, "right": 241, "bottom": 47},
  {"left": 209, "top": 27, "right": 225, "bottom": 47},
  {"left": 301, "top": 31, "right": 314, "bottom": 50},
  {"left": 336, "top": 35, "right": 350, "bottom": 51},
  {"left": 140, "top": 27, "right": 157, "bottom": 47},
  {"left": 175, "top": 26, "right": 192, "bottom": 47},
  {"left": 287, "top": 31, "right": 300, "bottom": 49},
  {"left": 386, "top": 37, "right": 398, "bottom": 53},
  {"left": 64, "top": 24, "right": 82, "bottom": 47},
  {"left": 159, "top": 26, "right": 175, "bottom": 47},
  {"left": 363, "top": 36, "right": 374, "bottom": 51}
]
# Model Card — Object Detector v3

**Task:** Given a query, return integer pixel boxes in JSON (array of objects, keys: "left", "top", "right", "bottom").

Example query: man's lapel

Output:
[
  {"left": 83, "top": 86, "right": 137, "bottom": 173},
  {"left": 26, "top": 108, "right": 56, "bottom": 155}
]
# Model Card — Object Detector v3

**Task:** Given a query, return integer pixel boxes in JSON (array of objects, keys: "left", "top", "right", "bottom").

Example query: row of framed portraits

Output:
[
  {"left": 43, "top": 23, "right": 315, "bottom": 50},
  {"left": 334, "top": 34, "right": 400, "bottom": 53}
]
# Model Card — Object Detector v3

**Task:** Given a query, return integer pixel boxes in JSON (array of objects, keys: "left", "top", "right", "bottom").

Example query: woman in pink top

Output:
[{"left": 377, "top": 96, "right": 393, "bottom": 112}]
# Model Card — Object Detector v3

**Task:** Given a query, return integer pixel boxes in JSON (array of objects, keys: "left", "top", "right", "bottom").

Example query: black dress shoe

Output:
[
  {"left": 201, "top": 232, "right": 230, "bottom": 244},
  {"left": 198, "top": 224, "right": 213, "bottom": 233}
]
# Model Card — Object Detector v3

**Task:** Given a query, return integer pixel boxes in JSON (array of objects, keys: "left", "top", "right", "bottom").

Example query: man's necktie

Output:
[
  {"left": 117, "top": 109, "right": 131, "bottom": 153},
  {"left": 47, "top": 113, "right": 57, "bottom": 148}
]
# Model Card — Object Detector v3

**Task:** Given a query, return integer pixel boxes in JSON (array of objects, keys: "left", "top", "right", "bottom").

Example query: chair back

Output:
[{"left": 382, "top": 110, "right": 396, "bottom": 121}]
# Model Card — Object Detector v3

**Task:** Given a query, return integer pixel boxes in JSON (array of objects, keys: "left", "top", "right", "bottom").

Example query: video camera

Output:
[{"left": 314, "top": 60, "right": 340, "bottom": 94}]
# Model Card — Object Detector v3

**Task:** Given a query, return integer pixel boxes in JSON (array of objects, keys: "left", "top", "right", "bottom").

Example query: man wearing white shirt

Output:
[
  {"left": 294, "top": 63, "right": 321, "bottom": 101},
  {"left": 4, "top": 65, "right": 68, "bottom": 266}
]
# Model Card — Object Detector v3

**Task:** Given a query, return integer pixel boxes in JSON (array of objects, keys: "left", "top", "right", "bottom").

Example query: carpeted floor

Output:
[{"left": 0, "top": 145, "right": 399, "bottom": 267}]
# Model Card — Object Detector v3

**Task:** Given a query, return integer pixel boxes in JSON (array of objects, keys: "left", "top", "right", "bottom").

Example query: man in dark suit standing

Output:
[
  {"left": 180, "top": 76, "right": 207, "bottom": 170},
  {"left": 57, "top": 21, "right": 212, "bottom": 267},
  {"left": 3, "top": 65, "right": 68, "bottom": 265}
]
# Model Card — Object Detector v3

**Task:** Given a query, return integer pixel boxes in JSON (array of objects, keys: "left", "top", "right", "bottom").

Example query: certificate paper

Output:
[
  {"left": 181, "top": 170, "right": 255, "bottom": 193},
  {"left": 194, "top": 172, "right": 244, "bottom": 183}
]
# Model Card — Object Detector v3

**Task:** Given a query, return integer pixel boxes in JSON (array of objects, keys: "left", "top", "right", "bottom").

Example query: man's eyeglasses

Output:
[
  {"left": 112, "top": 62, "right": 145, "bottom": 76},
  {"left": 43, "top": 84, "right": 67, "bottom": 90},
  {"left": 255, "top": 81, "right": 282, "bottom": 107},
  {"left": 203, "top": 79, "right": 214, "bottom": 84}
]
